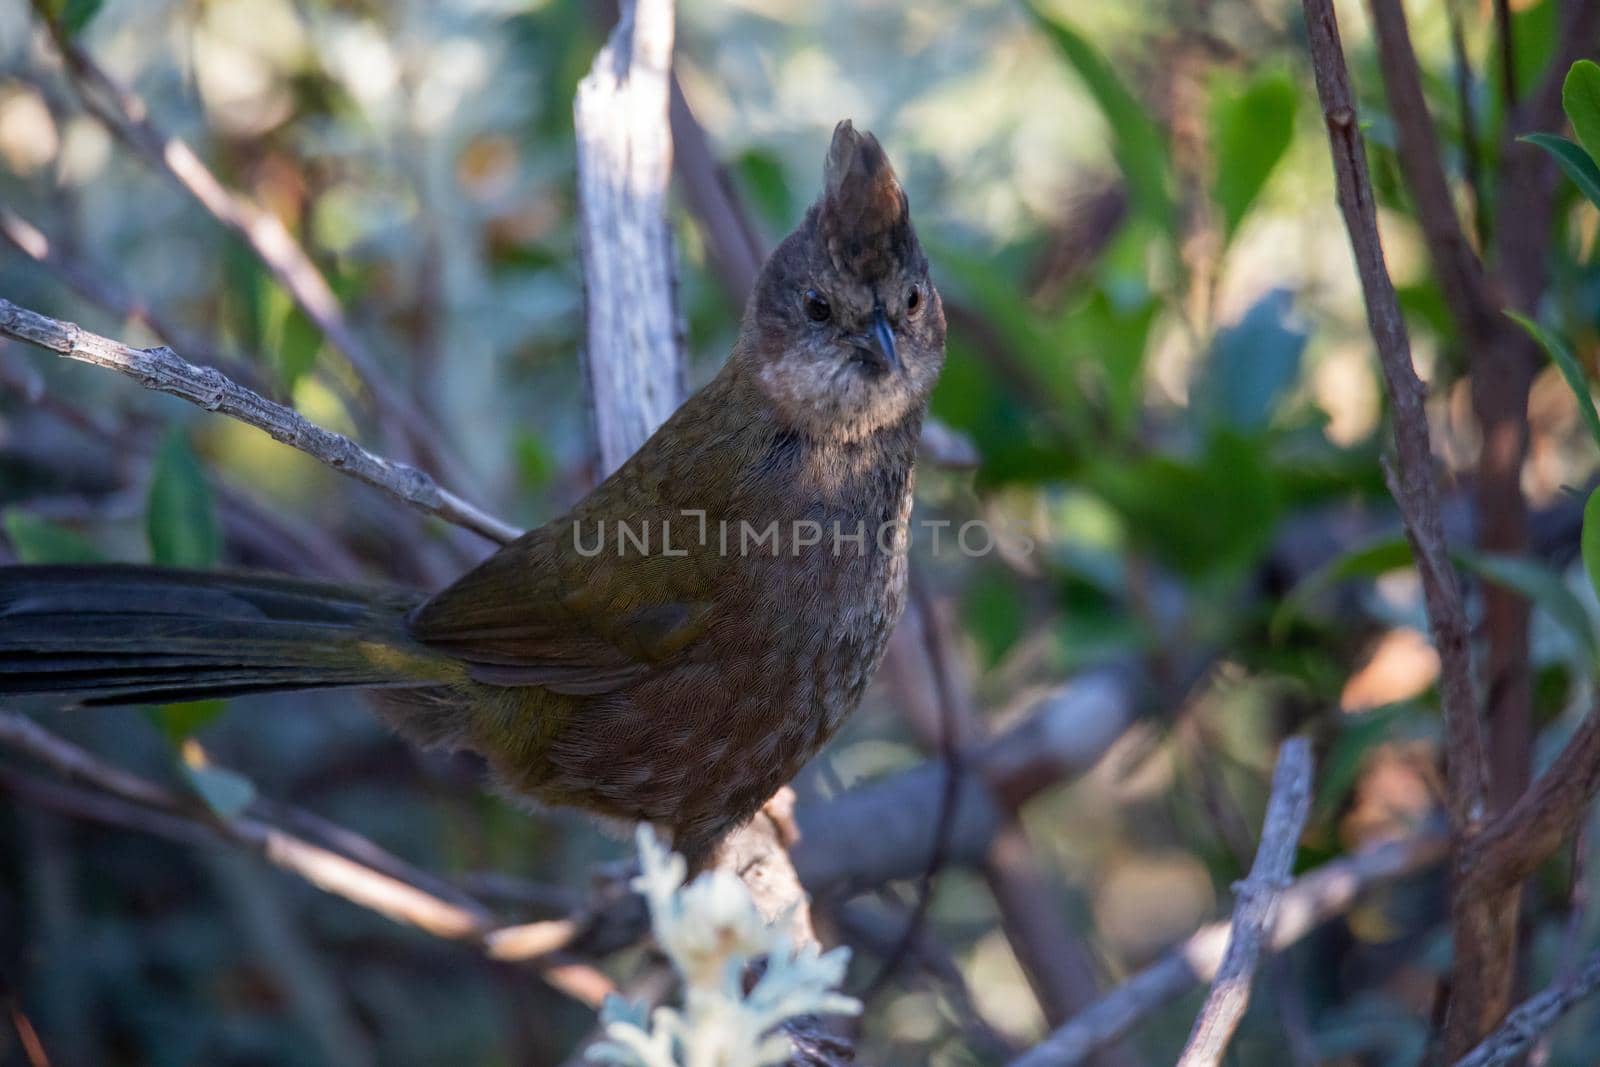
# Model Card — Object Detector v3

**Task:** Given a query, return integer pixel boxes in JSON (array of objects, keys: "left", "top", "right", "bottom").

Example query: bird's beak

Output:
[{"left": 868, "top": 303, "right": 899, "bottom": 374}]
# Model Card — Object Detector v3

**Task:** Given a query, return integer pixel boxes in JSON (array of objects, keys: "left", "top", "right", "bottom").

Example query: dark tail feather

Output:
[{"left": 0, "top": 565, "right": 447, "bottom": 705}]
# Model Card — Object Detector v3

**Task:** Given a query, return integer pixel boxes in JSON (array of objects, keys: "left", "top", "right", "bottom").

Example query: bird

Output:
[{"left": 0, "top": 120, "right": 946, "bottom": 868}]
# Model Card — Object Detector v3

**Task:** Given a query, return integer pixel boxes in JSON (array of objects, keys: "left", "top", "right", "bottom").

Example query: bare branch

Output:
[
  {"left": 1452, "top": 950, "right": 1600, "bottom": 1067},
  {"left": 1008, "top": 832, "right": 1449, "bottom": 1067},
  {"left": 0, "top": 298, "right": 520, "bottom": 545},
  {"left": 1300, "top": 0, "right": 1483, "bottom": 832},
  {"left": 574, "top": 0, "right": 685, "bottom": 476},
  {"left": 1175, "top": 738, "right": 1314, "bottom": 1067},
  {"left": 1465, "top": 701, "right": 1600, "bottom": 897}
]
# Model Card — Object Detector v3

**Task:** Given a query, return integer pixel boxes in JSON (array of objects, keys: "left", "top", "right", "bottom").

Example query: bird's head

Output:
[{"left": 740, "top": 120, "right": 945, "bottom": 442}]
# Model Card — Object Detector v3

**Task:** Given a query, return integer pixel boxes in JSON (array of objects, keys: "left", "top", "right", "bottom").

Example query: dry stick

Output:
[
  {"left": 1452, "top": 950, "right": 1600, "bottom": 1067},
  {"left": 1008, "top": 832, "right": 1449, "bottom": 1067},
  {"left": 574, "top": 0, "right": 685, "bottom": 477},
  {"left": 1174, "top": 738, "right": 1314, "bottom": 1067},
  {"left": 0, "top": 299, "right": 520, "bottom": 545},
  {"left": 26, "top": 3, "right": 461, "bottom": 481}
]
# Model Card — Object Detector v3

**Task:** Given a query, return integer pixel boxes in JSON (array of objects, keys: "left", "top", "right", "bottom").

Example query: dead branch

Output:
[
  {"left": 0, "top": 299, "right": 519, "bottom": 545},
  {"left": 1175, "top": 738, "right": 1314, "bottom": 1067},
  {"left": 574, "top": 0, "right": 685, "bottom": 476}
]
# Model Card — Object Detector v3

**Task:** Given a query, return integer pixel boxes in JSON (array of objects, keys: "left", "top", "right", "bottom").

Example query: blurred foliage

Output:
[{"left": 2, "top": 0, "right": 1600, "bottom": 1065}]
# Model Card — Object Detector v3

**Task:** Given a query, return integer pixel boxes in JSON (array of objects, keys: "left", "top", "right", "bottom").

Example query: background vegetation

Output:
[{"left": 2, "top": 0, "right": 1600, "bottom": 1064}]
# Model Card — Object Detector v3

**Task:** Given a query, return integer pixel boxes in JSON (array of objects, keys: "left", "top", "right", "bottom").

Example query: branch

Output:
[
  {"left": 1452, "top": 950, "right": 1600, "bottom": 1067},
  {"left": 1464, "top": 698, "right": 1600, "bottom": 897},
  {"left": 0, "top": 299, "right": 520, "bottom": 545},
  {"left": 1299, "top": 0, "right": 1484, "bottom": 833},
  {"left": 27, "top": 2, "right": 458, "bottom": 475},
  {"left": 1365, "top": 0, "right": 1499, "bottom": 341},
  {"left": 1299, "top": 5, "right": 1511, "bottom": 1052},
  {"left": 573, "top": 0, "right": 685, "bottom": 476},
  {"left": 1008, "top": 832, "right": 1449, "bottom": 1067},
  {"left": 1175, "top": 738, "right": 1314, "bottom": 1067}
]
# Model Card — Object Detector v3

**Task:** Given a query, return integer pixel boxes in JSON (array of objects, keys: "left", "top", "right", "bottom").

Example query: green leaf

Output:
[
  {"left": 1316, "top": 704, "right": 1423, "bottom": 817},
  {"left": 1582, "top": 488, "right": 1600, "bottom": 609},
  {"left": 1508, "top": 311, "right": 1600, "bottom": 449},
  {"left": 1211, "top": 70, "right": 1298, "bottom": 238},
  {"left": 150, "top": 700, "right": 228, "bottom": 743},
  {"left": 147, "top": 430, "right": 220, "bottom": 568},
  {"left": 1459, "top": 552, "right": 1598, "bottom": 672},
  {"left": 3, "top": 511, "right": 102, "bottom": 564},
  {"left": 1271, "top": 536, "right": 1414, "bottom": 640},
  {"left": 53, "top": 0, "right": 104, "bottom": 36},
  {"left": 1562, "top": 59, "right": 1600, "bottom": 167},
  {"left": 1195, "top": 288, "right": 1307, "bottom": 433},
  {"left": 1026, "top": 5, "right": 1173, "bottom": 237},
  {"left": 182, "top": 761, "right": 256, "bottom": 820},
  {"left": 1520, "top": 132, "right": 1600, "bottom": 212}
]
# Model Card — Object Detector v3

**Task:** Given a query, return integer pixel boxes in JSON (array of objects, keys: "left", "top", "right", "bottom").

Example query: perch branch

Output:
[
  {"left": 1008, "top": 832, "right": 1449, "bottom": 1067},
  {"left": 0, "top": 299, "right": 519, "bottom": 545},
  {"left": 1175, "top": 738, "right": 1314, "bottom": 1067}
]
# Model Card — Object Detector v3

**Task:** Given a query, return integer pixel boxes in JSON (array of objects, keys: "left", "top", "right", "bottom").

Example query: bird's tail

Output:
[{"left": 0, "top": 565, "right": 458, "bottom": 706}]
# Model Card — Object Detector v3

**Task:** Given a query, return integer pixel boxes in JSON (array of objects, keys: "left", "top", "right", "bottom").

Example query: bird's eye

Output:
[
  {"left": 906, "top": 285, "right": 922, "bottom": 315},
  {"left": 802, "top": 290, "right": 831, "bottom": 323}
]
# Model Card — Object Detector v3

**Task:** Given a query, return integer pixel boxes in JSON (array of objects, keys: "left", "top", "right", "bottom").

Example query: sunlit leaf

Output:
[
  {"left": 2, "top": 511, "right": 102, "bottom": 564},
  {"left": 152, "top": 700, "right": 228, "bottom": 742},
  {"left": 147, "top": 430, "right": 220, "bottom": 568},
  {"left": 1026, "top": 5, "right": 1173, "bottom": 238},
  {"left": 1562, "top": 59, "right": 1600, "bottom": 167},
  {"left": 1582, "top": 488, "right": 1600, "bottom": 609},
  {"left": 1508, "top": 311, "right": 1600, "bottom": 448},
  {"left": 1211, "top": 70, "right": 1297, "bottom": 238},
  {"left": 1520, "top": 132, "right": 1600, "bottom": 212}
]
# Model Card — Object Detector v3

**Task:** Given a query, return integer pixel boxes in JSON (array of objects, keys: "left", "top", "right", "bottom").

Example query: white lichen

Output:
[{"left": 586, "top": 827, "right": 861, "bottom": 1067}]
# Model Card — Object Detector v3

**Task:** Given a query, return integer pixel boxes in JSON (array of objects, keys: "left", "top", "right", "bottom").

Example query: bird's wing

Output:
[{"left": 406, "top": 517, "right": 716, "bottom": 696}]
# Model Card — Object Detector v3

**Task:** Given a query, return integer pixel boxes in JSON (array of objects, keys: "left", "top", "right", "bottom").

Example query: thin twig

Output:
[
  {"left": 1452, "top": 950, "right": 1600, "bottom": 1067},
  {"left": 0, "top": 299, "right": 519, "bottom": 544},
  {"left": 1008, "top": 832, "right": 1449, "bottom": 1067},
  {"left": 1175, "top": 738, "right": 1314, "bottom": 1067},
  {"left": 1301, "top": 0, "right": 1484, "bottom": 832},
  {"left": 1299, "top": 6, "right": 1507, "bottom": 1054}
]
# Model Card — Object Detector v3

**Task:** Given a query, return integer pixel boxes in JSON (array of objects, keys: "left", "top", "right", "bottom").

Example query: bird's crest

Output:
[{"left": 818, "top": 120, "right": 914, "bottom": 283}]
